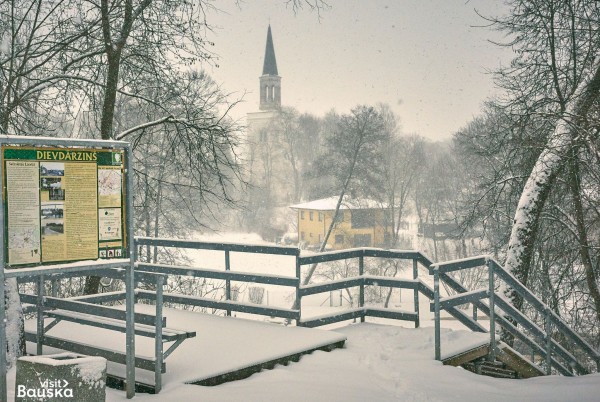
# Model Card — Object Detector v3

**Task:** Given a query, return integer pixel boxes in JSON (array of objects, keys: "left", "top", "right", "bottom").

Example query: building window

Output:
[
  {"left": 318, "top": 212, "right": 324, "bottom": 222},
  {"left": 318, "top": 234, "right": 322, "bottom": 242},
  {"left": 300, "top": 211, "right": 305, "bottom": 220},
  {"left": 310, "top": 211, "right": 314, "bottom": 221},
  {"left": 310, "top": 233, "right": 313, "bottom": 238},
  {"left": 301, "top": 232, "right": 305, "bottom": 240},
  {"left": 335, "top": 234, "right": 344, "bottom": 244},
  {"left": 351, "top": 210, "right": 374, "bottom": 229},
  {"left": 384, "top": 233, "right": 392, "bottom": 245},
  {"left": 333, "top": 212, "right": 344, "bottom": 223},
  {"left": 353, "top": 234, "right": 372, "bottom": 247}
]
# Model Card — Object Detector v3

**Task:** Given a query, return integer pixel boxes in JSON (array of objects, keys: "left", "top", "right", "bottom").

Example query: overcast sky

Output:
[{"left": 205, "top": 0, "right": 513, "bottom": 140}]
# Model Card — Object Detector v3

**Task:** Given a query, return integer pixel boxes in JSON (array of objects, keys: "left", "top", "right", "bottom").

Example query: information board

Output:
[{"left": 2, "top": 147, "right": 126, "bottom": 267}]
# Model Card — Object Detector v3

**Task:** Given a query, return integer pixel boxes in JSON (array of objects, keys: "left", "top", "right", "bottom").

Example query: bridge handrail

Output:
[
  {"left": 134, "top": 237, "right": 438, "bottom": 328},
  {"left": 431, "top": 255, "right": 600, "bottom": 375},
  {"left": 487, "top": 259, "right": 599, "bottom": 361},
  {"left": 135, "top": 236, "right": 299, "bottom": 256}
]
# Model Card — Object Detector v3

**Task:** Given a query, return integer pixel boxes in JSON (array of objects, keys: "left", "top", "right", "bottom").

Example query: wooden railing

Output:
[{"left": 430, "top": 256, "right": 600, "bottom": 376}]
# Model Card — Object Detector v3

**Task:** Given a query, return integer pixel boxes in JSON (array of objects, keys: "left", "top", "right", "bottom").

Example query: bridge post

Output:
[
  {"left": 0, "top": 266, "right": 6, "bottom": 402},
  {"left": 295, "top": 254, "right": 302, "bottom": 326},
  {"left": 487, "top": 259, "right": 496, "bottom": 362},
  {"left": 433, "top": 266, "right": 441, "bottom": 360},
  {"left": 0, "top": 157, "right": 6, "bottom": 402},
  {"left": 155, "top": 274, "right": 165, "bottom": 393},
  {"left": 225, "top": 250, "right": 231, "bottom": 316},
  {"left": 359, "top": 255, "right": 365, "bottom": 323},
  {"left": 36, "top": 275, "right": 45, "bottom": 355},
  {"left": 545, "top": 309, "right": 552, "bottom": 375},
  {"left": 51, "top": 278, "right": 58, "bottom": 297},
  {"left": 125, "top": 143, "right": 136, "bottom": 399},
  {"left": 412, "top": 259, "right": 419, "bottom": 328}
]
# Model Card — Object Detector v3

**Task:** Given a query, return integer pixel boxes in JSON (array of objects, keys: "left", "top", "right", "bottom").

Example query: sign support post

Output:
[
  {"left": 125, "top": 143, "right": 136, "bottom": 398},
  {"left": 0, "top": 146, "right": 6, "bottom": 401},
  {"left": 0, "top": 278, "right": 5, "bottom": 402}
]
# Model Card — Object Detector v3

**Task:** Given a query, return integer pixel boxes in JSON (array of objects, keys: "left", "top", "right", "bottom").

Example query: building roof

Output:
[
  {"left": 262, "top": 25, "right": 279, "bottom": 76},
  {"left": 290, "top": 196, "right": 386, "bottom": 211}
]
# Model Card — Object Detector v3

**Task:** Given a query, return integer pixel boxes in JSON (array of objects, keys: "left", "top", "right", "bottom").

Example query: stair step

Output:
[
  {"left": 462, "top": 361, "right": 518, "bottom": 379},
  {"left": 443, "top": 341, "right": 545, "bottom": 379}
]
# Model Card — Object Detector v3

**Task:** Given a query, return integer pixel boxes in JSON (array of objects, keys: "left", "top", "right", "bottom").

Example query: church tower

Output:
[
  {"left": 259, "top": 25, "right": 281, "bottom": 110},
  {"left": 243, "top": 24, "right": 296, "bottom": 236},
  {"left": 247, "top": 25, "right": 282, "bottom": 130}
]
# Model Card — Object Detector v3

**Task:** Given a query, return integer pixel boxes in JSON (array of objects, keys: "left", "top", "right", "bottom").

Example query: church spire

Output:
[
  {"left": 259, "top": 24, "right": 281, "bottom": 110},
  {"left": 262, "top": 25, "right": 278, "bottom": 76}
]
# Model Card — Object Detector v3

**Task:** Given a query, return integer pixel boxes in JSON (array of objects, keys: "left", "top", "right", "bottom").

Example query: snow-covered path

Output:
[
  {"left": 99, "top": 323, "right": 598, "bottom": 402},
  {"left": 9, "top": 318, "right": 599, "bottom": 401}
]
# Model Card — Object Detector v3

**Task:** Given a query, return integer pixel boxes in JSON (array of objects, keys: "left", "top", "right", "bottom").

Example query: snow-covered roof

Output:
[{"left": 290, "top": 196, "right": 386, "bottom": 211}]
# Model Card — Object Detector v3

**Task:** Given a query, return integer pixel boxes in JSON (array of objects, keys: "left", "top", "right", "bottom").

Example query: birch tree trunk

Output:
[
  {"left": 504, "top": 55, "right": 600, "bottom": 313},
  {"left": 4, "top": 278, "right": 25, "bottom": 368}
]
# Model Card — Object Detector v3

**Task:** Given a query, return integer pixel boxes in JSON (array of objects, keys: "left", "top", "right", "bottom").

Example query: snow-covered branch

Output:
[{"left": 113, "top": 115, "right": 174, "bottom": 140}]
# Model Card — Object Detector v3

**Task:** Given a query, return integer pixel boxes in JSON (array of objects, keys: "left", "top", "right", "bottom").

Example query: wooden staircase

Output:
[
  {"left": 442, "top": 342, "right": 545, "bottom": 379},
  {"left": 431, "top": 256, "right": 600, "bottom": 378}
]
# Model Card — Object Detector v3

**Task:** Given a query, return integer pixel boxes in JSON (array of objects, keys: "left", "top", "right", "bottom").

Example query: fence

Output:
[
  {"left": 19, "top": 241, "right": 600, "bottom": 398},
  {"left": 297, "top": 248, "right": 434, "bottom": 327},
  {"left": 430, "top": 256, "right": 600, "bottom": 376},
  {"left": 133, "top": 239, "right": 442, "bottom": 328},
  {"left": 16, "top": 265, "right": 195, "bottom": 394},
  {"left": 135, "top": 237, "right": 301, "bottom": 321}
]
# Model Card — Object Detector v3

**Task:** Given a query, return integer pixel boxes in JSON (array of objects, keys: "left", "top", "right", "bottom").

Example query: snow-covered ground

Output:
[
  {"left": 9, "top": 321, "right": 599, "bottom": 402},
  {"left": 6, "top": 232, "right": 600, "bottom": 401}
]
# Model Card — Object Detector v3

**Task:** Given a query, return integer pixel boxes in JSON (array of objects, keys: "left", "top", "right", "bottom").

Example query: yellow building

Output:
[{"left": 290, "top": 197, "right": 391, "bottom": 250}]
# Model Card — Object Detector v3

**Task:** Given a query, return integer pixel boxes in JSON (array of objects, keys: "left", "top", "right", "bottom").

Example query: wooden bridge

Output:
[{"left": 16, "top": 239, "right": 600, "bottom": 395}]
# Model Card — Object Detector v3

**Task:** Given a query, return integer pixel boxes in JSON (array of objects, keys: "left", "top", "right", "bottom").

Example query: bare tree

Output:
[
  {"left": 302, "top": 105, "right": 389, "bottom": 285},
  {"left": 490, "top": 1, "right": 600, "bottom": 325},
  {"left": 450, "top": 1, "right": 600, "bottom": 346},
  {"left": 0, "top": 0, "right": 91, "bottom": 134}
]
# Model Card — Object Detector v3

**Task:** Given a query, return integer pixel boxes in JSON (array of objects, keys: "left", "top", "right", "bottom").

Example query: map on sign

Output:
[
  {"left": 9, "top": 228, "right": 40, "bottom": 253},
  {"left": 2, "top": 147, "right": 126, "bottom": 267},
  {"left": 98, "top": 169, "right": 121, "bottom": 197}
]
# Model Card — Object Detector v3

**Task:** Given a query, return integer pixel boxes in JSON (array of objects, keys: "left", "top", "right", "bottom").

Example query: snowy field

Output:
[{"left": 6, "top": 233, "right": 600, "bottom": 401}]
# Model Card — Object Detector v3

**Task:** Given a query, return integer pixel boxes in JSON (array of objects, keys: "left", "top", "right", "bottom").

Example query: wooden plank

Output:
[
  {"left": 137, "top": 263, "right": 298, "bottom": 287},
  {"left": 188, "top": 339, "right": 346, "bottom": 386},
  {"left": 299, "top": 277, "right": 363, "bottom": 297},
  {"left": 363, "top": 276, "right": 419, "bottom": 290},
  {"left": 496, "top": 343, "right": 546, "bottom": 379},
  {"left": 24, "top": 331, "right": 164, "bottom": 373},
  {"left": 365, "top": 308, "right": 417, "bottom": 322},
  {"left": 135, "top": 237, "right": 299, "bottom": 256},
  {"left": 437, "top": 289, "right": 488, "bottom": 310},
  {"left": 45, "top": 310, "right": 195, "bottom": 342},
  {"left": 19, "top": 293, "right": 164, "bottom": 327},
  {"left": 431, "top": 256, "right": 488, "bottom": 274},
  {"left": 68, "top": 291, "right": 127, "bottom": 304},
  {"left": 299, "top": 309, "right": 365, "bottom": 328},
  {"left": 298, "top": 249, "right": 364, "bottom": 265},
  {"left": 361, "top": 249, "right": 423, "bottom": 260},
  {"left": 136, "top": 290, "right": 300, "bottom": 320},
  {"left": 442, "top": 343, "right": 490, "bottom": 367}
]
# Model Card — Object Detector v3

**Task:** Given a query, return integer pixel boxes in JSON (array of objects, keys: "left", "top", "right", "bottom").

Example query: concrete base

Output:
[{"left": 15, "top": 353, "right": 106, "bottom": 402}]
